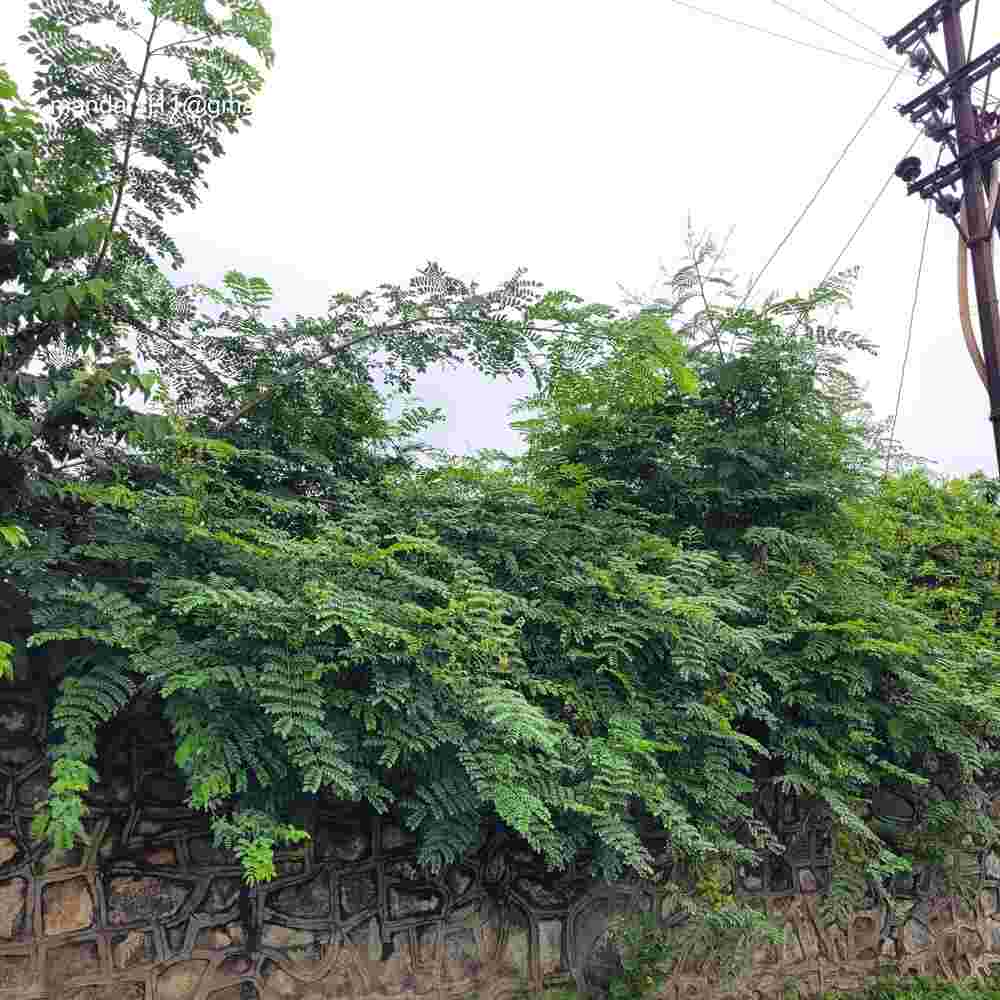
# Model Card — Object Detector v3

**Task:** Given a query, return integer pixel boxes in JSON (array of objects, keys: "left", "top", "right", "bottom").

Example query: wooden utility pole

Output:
[
  {"left": 887, "top": 0, "right": 1000, "bottom": 471},
  {"left": 941, "top": 2, "right": 1000, "bottom": 468}
]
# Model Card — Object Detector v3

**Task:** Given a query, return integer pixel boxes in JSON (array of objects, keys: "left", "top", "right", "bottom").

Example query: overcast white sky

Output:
[{"left": 3, "top": 0, "right": 1000, "bottom": 474}]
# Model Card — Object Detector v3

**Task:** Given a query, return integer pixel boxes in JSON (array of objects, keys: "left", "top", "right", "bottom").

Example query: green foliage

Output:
[
  {"left": 842, "top": 471, "right": 1000, "bottom": 641},
  {"left": 0, "top": 65, "right": 42, "bottom": 149},
  {"left": 820, "top": 975, "right": 1000, "bottom": 1000},
  {"left": 6, "top": 2, "right": 1000, "bottom": 912},
  {"left": 514, "top": 238, "right": 877, "bottom": 546},
  {"left": 13, "top": 261, "right": 1000, "bottom": 890},
  {"left": 0, "top": 60, "right": 113, "bottom": 355},
  {"left": 24, "top": 0, "right": 273, "bottom": 270},
  {"left": 0, "top": 644, "right": 13, "bottom": 682},
  {"left": 608, "top": 866, "right": 783, "bottom": 999},
  {"left": 210, "top": 810, "right": 309, "bottom": 886},
  {"left": 821, "top": 470, "right": 1000, "bottom": 924},
  {"left": 0, "top": 524, "right": 28, "bottom": 548},
  {"left": 1, "top": 0, "right": 273, "bottom": 511}
]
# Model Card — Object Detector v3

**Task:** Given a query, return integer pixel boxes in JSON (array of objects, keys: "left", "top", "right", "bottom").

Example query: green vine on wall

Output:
[{"left": 607, "top": 859, "right": 784, "bottom": 1000}]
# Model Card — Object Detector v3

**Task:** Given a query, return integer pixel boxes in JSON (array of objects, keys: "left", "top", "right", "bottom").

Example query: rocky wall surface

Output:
[{"left": 0, "top": 675, "right": 999, "bottom": 1000}]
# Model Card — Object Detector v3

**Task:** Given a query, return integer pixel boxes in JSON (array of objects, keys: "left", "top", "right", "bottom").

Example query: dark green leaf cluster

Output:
[{"left": 6, "top": 4, "right": 1000, "bottom": 913}]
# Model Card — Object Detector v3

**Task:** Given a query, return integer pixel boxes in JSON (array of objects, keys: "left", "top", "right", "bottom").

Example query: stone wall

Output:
[{"left": 1, "top": 676, "right": 1000, "bottom": 1000}]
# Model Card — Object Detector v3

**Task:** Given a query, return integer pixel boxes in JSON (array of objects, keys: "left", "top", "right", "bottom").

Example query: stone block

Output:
[
  {"left": 388, "top": 884, "right": 443, "bottom": 920},
  {"left": 538, "top": 918, "right": 563, "bottom": 978},
  {"left": 112, "top": 929, "right": 155, "bottom": 970},
  {"left": 0, "top": 953, "right": 32, "bottom": 992},
  {"left": 105, "top": 875, "right": 191, "bottom": 926},
  {"left": 338, "top": 872, "right": 377, "bottom": 920},
  {"left": 63, "top": 985, "right": 145, "bottom": 1000},
  {"left": 0, "top": 877, "right": 27, "bottom": 940},
  {"left": 42, "top": 877, "right": 93, "bottom": 936},
  {"left": 157, "top": 959, "right": 209, "bottom": 1000},
  {"left": 900, "top": 918, "right": 930, "bottom": 954},
  {"left": 46, "top": 938, "right": 101, "bottom": 985},
  {"left": 0, "top": 837, "right": 17, "bottom": 867},
  {"left": 268, "top": 874, "right": 330, "bottom": 918}
]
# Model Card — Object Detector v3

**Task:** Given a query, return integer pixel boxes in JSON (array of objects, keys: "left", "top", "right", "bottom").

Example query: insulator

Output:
[
  {"left": 924, "top": 119, "right": 951, "bottom": 143},
  {"left": 895, "top": 156, "right": 922, "bottom": 183},
  {"left": 909, "top": 48, "right": 933, "bottom": 76},
  {"left": 936, "top": 194, "right": 962, "bottom": 217}
]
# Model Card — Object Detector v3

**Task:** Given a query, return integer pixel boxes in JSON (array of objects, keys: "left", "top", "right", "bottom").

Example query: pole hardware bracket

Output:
[
  {"left": 905, "top": 136, "right": 1000, "bottom": 199},
  {"left": 897, "top": 43, "right": 1000, "bottom": 125},
  {"left": 885, "top": 0, "right": 974, "bottom": 54}
]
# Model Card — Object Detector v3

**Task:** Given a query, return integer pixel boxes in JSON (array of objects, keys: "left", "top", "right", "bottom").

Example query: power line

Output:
[
  {"left": 818, "top": 132, "right": 924, "bottom": 287},
  {"left": 882, "top": 10, "right": 997, "bottom": 108},
  {"left": 968, "top": 0, "right": 982, "bottom": 61},
  {"left": 885, "top": 199, "right": 933, "bottom": 476},
  {"left": 766, "top": 0, "right": 898, "bottom": 70},
  {"left": 667, "top": 0, "right": 901, "bottom": 73},
  {"left": 670, "top": 0, "right": 998, "bottom": 107},
  {"left": 796, "top": 137, "right": 938, "bottom": 340},
  {"left": 810, "top": 1, "right": 997, "bottom": 108},
  {"left": 740, "top": 62, "right": 908, "bottom": 308},
  {"left": 816, "top": 0, "right": 883, "bottom": 39}
]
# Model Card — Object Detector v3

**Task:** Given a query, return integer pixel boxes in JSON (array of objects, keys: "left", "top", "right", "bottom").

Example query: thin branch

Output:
[
  {"left": 217, "top": 326, "right": 381, "bottom": 431},
  {"left": 150, "top": 33, "right": 217, "bottom": 54},
  {"left": 91, "top": 13, "right": 161, "bottom": 279},
  {"left": 690, "top": 241, "right": 727, "bottom": 363},
  {"left": 0, "top": 318, "right": 69, "bottom": 380},
  {"left": 216, "top": 314, "right": 576, "bottom": 432},
  {"left": 109, "top": 304, "right": 232, "bottom": 397}
]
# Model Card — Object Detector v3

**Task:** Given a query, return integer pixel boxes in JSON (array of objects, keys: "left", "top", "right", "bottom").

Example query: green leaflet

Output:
[
  {"left": 0, "top": 643, "right": 14, "bottom": 682},
  {"left": 0, "top": 524, "right": 28, "bottom": 548}
]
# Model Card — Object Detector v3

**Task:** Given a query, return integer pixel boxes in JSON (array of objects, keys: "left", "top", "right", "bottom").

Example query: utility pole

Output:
[
  {"left": 941, "top": 3, "right": 1000, "bottom": 468},
  {"left": 886, "top": 0, "right": 1000, "bottom": 471}
]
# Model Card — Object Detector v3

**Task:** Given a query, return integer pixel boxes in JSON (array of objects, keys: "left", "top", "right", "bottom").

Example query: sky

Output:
[{"left": 3, "top": 0, "right": 1000, "bottom": 475}]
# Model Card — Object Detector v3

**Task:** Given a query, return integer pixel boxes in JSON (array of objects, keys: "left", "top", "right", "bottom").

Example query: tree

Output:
[
  {"left": 510, "top": 241, "right": 1000, "bottom": 938},
  {"left": 3, "top": 4, "right": 673, "bottom": 883},
  {"left": 11, "top": 258, "right": 999, "bottom": 902},
  {"left": 1, "top": 0, "right": 275, "bottom": 510},
  {"left": 8, "top": 10, "right": 1000, "bottom": 942},
  {"left": 513, "top": 235, "right": 879, "bottom": 542}
]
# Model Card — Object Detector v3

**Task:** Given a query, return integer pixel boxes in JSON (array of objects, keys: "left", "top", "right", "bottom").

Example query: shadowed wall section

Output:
[{"left": 1, "top": 660, "right": 1000, "bottom": 999}]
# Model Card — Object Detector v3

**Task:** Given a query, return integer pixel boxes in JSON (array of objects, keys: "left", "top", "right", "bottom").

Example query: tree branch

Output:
[
  {"left": 217, "top": 326, "right": 381, "bottom": 431},
  {"left": 150, "top": 33, "right": 216, "bottom": 54},
  {"left": 0, "top": 242, "right": 18, "bottom": 285},
  {"left": 216, "top": 314, "right": 566, "bottom": 433},
  {"left": 0, "top": 318, "right": 69, "bottom": 380},
  {"left": 111, "top": 303, "right": 231, "bottom": 397},
  {"left": 91, "top": 13, "right": 161, "bottom": 280}
]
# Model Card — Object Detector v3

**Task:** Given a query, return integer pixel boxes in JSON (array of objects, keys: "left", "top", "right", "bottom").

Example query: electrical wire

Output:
[
  {"left": 766, "top": 0, "right": 898, "bottom": 70},
  {"left": 739, "top": 61, "right": 909, "bottom": 309},
  {"left": 968, "top": 0, "right": 982, "bottom": 62},
  {"left": 888, "top": 14, "right": 996, "bottom": 108},
  {"left": 670, "top": 0, "right": 1000, "bottom": 109},
  {"left": 816, "top": 0, "right": 883, "bottom": 39},
  {"left": 667, "top": 0, "right": 900, "bottom": 73},
  {"left": 810, "top": 3, "right": 998, "bottom": 109},
  {"left": 884, "top": 199, "right": 933, "bottom": 476},
  {"left": 818, "top": 132, "right": 924, "bottom": 287}
]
